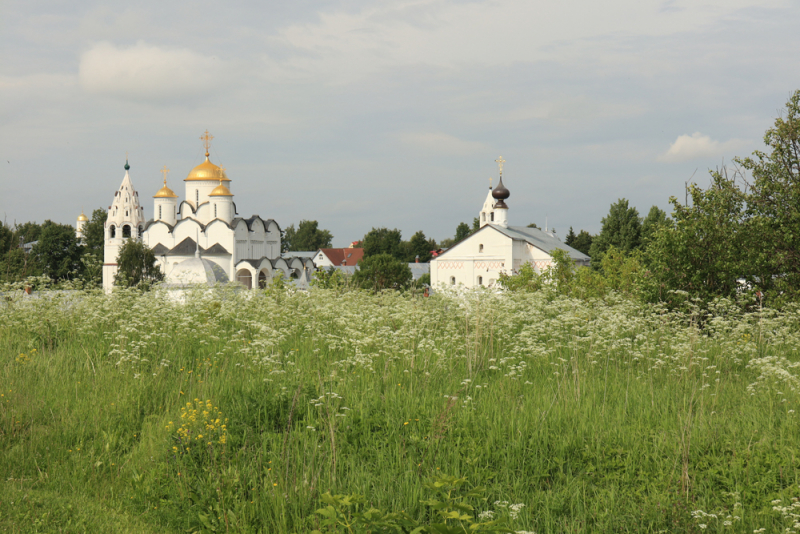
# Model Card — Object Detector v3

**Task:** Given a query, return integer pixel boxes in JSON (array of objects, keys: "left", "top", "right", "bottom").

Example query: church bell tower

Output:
[{"left": 103, "top": 158, "right": 145, "bottom": 292}]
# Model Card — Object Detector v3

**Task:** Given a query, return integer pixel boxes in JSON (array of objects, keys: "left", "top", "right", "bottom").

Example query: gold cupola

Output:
[
  {"left": 77, "top": 210, "right": 89, "bottom": 222},
  {"left": 154, "top": 165, "right": 178, "bottom": 198},
  {"left": 186, "top": 130, "right": 231, "bottom": 182},
  {"left": 209, "top": 179, "right": 233, "bottom": 197}
]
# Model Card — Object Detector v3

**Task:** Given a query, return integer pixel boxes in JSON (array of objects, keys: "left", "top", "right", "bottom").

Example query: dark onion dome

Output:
[{"left": 492, "top": 176, "right": 509, "bottom": 208}]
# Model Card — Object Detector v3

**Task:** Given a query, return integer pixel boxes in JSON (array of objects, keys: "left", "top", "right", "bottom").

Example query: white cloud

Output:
[
  {"left": 268, "top": 0, "right": 789, "bottom": 84},
  {"left": 658, "top": 132, "right": 749, "bottom": 162},
  {"left": 399, "top": 131, "right": 486, "bottom": 155},
  {"left": 78, "top": 41, "right": 224, "bottom": 102}
]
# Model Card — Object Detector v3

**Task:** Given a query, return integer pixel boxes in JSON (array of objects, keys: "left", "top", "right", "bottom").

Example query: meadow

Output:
[{"left": 2, "top": 285, "right": 800, "bottom": 533}]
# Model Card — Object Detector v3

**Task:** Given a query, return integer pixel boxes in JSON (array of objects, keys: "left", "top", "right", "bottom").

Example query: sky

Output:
[{"left": 2, "top": 0, "right": 799, "bottom": 246}]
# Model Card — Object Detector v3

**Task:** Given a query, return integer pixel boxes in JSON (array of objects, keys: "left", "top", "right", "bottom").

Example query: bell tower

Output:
[{"left": 103, "top": 158, "right": 146, "bottom": 292}]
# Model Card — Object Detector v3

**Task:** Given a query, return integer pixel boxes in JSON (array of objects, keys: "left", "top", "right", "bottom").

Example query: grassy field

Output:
[{"left": 2, "top": 286, "right": 800, "bottom": 533}]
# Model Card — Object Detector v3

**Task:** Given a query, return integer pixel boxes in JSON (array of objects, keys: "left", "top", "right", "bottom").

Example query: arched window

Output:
[
  {"left": 125, "top": 210, "right": 128, "bottom": 217},
  {"left": 196, "top": 190, "right": 199, "bottom": 205},
  {"left": 479, "top": 244, "right": 484, "bottom": 253},
  {"left": 450, "top": 276, "right": 456, "bottom": 285},
  {"left": 122, "top": 225, "right": 131, "bottom": 238},
  {"left": 236, "top": 269, "right": 252, "bottom": 289},
  {"left": 158, "top": 205, "right": 162, "bottom": 219},
  {"left": 138, "top": 225, "right": 143, "bottom": 237},
  {"left": 478, "top": 276, "right": 483, "bottom": 285},
  {"left": 258, "top": 270, "right": 269, "bottom": 289},
  {"left": 109, "top": 225, "right": 116, "bottom": 238},
  {"left": 490, "top": 212, "right": 494, "bottom": 222}
]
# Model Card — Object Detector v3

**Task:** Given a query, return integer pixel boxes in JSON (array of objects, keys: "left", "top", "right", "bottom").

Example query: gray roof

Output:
[
  {"left": 154, "top": 237, "right": 230, "bottom": 256},
  {"left": 282, "top": 251, "right": 316, "bottom": 259},
  {"left": 491, "top": 224, "right": 590, "bottom": 261},
  {"left": 409, "top": 263, "right": 430, "bottom": 280}
]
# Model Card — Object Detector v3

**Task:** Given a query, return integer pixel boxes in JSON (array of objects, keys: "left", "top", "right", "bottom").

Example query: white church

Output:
[
  {"left": 96, "top": 131, "right": 314, "bottom": 291},
  {"left": 430, "top": 157, "right": 590, "bottom": 289}
]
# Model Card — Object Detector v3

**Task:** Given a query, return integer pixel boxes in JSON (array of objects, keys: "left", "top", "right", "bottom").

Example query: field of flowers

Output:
[{"left": 2, "top": 285, "right": 800, "bottom": 533}]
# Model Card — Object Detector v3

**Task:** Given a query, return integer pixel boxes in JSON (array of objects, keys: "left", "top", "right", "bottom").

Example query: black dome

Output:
[{"left": 492, "top": 176, "right": 510, "bottom": 200}]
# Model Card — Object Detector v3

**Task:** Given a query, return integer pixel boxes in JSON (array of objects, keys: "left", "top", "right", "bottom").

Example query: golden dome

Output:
[
  {"left": 154, "top": 185, "right": 178, "bottom": 198},
  {"left": 185, "top": 156, "right": 230, "bottom": 182},
  {"left": 209, "top": 181, "right": 233, "bottom": 197},
  {"left": 77, "top": 210, "right": 89, "bottom": 222}
]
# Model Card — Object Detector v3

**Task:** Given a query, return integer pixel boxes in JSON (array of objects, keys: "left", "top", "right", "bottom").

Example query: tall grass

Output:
[{"left": 1, "top": 286, "right": 800, "bottom": 533}]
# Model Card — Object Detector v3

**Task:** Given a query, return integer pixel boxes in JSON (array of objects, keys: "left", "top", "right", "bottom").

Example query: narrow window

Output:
[
  {"left": 196, "top": 190, "right": 199, "bottom": 205},
  {"left": 214, "top": 204, "right": 217, "bottom": 218},
  {"left": 479, "top": 244, "right": 484, "bottom": 253},
  {"left": 478, "top": 276, "right": 483, "bottom": 285},
  {"left": 158, "top": 205, "right": 162, "bottom": 219},
  {"left": 110, "top": 225, "right": 116, "bottom": 238},
  {"left": 450, "top": 276, "right": 456, "bottom": 285},
  {"left": 125, "top": 210, "right": 128, "bottom": 217},
  {"left": 490, "top": 212, "right": 494, "bottom": 222}
]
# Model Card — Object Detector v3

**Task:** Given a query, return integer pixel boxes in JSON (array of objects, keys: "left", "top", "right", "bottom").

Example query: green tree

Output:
[
  {"left": 353, "top": 253, "right": 412, "bottom": 291},
  {"left": 527, "top": 223, "right": 540, "bottom": 229},
  {"left": 571, "top": 230, "right": 594, "bottom": 257},
  {"left": 454, "top": 222, "right": 471, "bottom": 242},
  {"left": 738, "top": 89, "right": 800, "bottom": 300},
  {"left": 82, "top": 208, "right": 107, "bottom": 259},
  {"left": 642, "top": 171, "right": 751, "bottom": 305},
  {"left": 114, "top": 239, "right": 165, "bottom": 289},
  {"left": 564, "top": 227, "right": 577, "bottom": 246},
  {"left": 589, "top": 199, "right": 641, "bottom": 269},
  {"left": 12, "top": 221, "right": 42, "bottom": 245},
  {"left": 405, "top": 231, "right": 434, "bottom": 263},
  {"left": 641, "top": 206, "right": 670, "bottom": 245},
  {"left": 472, "top": 217, "right": 480, "bottom": 231},
  {"left": 283, "top": 220, "right": 333, "bottom": 252},
  {"left": 362, "top": 227, "right": 404, "bottom": 259},
  {"left": 0, "top": 222, "right": 13, "bottom": 255},
  {"left": 33, "top": 221, "right": 83, "bottom": 280}
]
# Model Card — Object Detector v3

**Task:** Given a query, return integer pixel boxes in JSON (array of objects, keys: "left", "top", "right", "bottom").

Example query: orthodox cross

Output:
[
  {"left": 200, "top": 130, "right": 214, "bottom": 156},
  {"left": 160, "top": 165, "right": 169, "bottom": 186},
  {"left": 495, "top": 156, "right": 505, "bottom": 177},
  {"left": 219, "top": 166, "right": 226, "bottom": 182}
]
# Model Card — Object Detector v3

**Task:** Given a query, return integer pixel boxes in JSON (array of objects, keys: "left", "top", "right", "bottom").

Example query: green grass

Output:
[{"left": 1, "top": 286, "right": 800, "bottom": 533}]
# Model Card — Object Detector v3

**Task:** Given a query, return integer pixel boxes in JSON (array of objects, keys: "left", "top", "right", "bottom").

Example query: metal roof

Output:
[{"left": 491, "top": 224, "right": 590, "bottom": 261}]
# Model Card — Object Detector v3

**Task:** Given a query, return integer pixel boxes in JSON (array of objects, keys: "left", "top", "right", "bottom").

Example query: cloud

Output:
[
  {"left": 658, "top": 132, "right": 749, "bottom": 162},
  {"left": 399, "top": 131, "right": 486, "bottom": 155},
  {"left": 79, "top": 41, "right": 224, "bottom": 102}
]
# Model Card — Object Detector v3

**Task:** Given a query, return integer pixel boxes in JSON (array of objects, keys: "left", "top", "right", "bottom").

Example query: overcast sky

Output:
[{"left": 2, "top": 0, "right": 799, "bottom": 246}]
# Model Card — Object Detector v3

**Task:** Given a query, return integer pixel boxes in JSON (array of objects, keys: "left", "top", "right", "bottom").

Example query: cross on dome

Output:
[
  {"left": 160, "top": 165, "right": 169, "bottom": 186},
  {"left": 495, "top": 156, "right": 505, "bottom": 177},
  {"left": 200, "top": 130, "right": 214, "bottom": 157}
]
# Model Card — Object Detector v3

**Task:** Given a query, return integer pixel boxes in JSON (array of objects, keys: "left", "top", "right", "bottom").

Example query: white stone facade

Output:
[
  {"left": 100, "top": 138, "right": 314, "bottom": 291},
  {"left": 430, "top": 174, "right": 590, "bottom": 289}
]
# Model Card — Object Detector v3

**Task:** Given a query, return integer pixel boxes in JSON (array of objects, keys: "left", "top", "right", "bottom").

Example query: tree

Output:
[
  {"left": 12, "top": 221, "right": 42, "bottom": 245},
  {"left": 282, "top": 220, "right": 333, "bottom": 252},
  {"left": 82, "top": 208, "right": 107, "bottom": 259},
  {"left": 289, "top": 220, "right": 333, "bottom": 251},
  {"left": 33, "top": 221, "right": 83, "bottom": 280},
  {"left": 642, "top": 170, "right": 752, "bottom": 305},
  {"left": 454, "top": 223, "right": 471, "bottom": 242},
  {"left": 353, "top": 253, "right": 412, "bottom": 291},
  {"left": 527, "top": 223, "right": 540, "bottom": 229},
  {"left": 472, "top": 218, "right": 480, "bottom": 231},
  {"left": 564, "top": 227, "right": 577, "bottom": 246},
  {"left": 114, "top": 239, "right": 165, "bottom": 289},
  {"left": 405, "top": 231, "right": 434, "bottom": 263},
  {"left": 589, "top": 199, "right": 641, "bottom": 269},
  {"left": 641, "top": 206, "right": 670, "bottom": 245},
  {"left": 0, "top": 222, "right": 13, "bottom": 255},
  {"left": 571, "top": 230, "right": 594, "bottom": 257},
  {"left": 362, "top": 227, "right": 404, "bottom": 259},
  {"left": 738, "top": 89, "right": 800, "bottom": 300}
]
